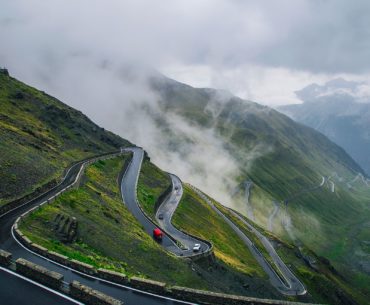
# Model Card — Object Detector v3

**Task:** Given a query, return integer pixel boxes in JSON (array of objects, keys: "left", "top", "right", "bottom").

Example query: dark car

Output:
[{"left": 158, "top": 214, "right": 164, "bottom": 220}]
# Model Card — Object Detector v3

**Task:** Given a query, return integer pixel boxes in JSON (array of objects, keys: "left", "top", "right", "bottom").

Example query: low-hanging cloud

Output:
[
  {"left": 2, "top": 0, "right": 370, "bottom": 76},
  {"left": 1, "top": 0, "right": 370, "bottom": 108},
  {"left": 0, "top": 0, "right": 369, "bottom": 213},
  {"left": 295, "top": 78, "right": 370, "bottom": 104}
]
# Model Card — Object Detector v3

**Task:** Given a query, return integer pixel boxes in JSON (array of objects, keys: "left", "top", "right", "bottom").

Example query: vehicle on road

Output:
[
  {"left": 193, "top": 243, "right": 201, "bottom": 252},
  {"left": 158, "top": 214, "right": 164, "bottom": 220},
  {"left": 175, "top": 186, "right": 179, "bottom": 190},
  {"left": 153, "top": 228, "right": 163, "bottom": 240}
]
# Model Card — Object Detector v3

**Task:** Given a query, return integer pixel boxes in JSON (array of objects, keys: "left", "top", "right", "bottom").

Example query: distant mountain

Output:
[{"left": 278, "top": 78, "right": 370, "bottom": 176}]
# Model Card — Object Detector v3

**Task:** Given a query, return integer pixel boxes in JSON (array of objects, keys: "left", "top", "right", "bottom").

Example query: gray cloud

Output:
[
  {"left": 1, "top": 0, "right": 370, "bottom": 77},
  {"left": 0, "top": 0, "right": 369, "bottom": 211}
]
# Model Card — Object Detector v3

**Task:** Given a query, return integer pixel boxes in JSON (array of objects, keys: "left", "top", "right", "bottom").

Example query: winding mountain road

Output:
[
  {"left": 120, "top": 147, "right": 209, "bottom": 257},
  {"left": 189, "top": 186, "right": 306, "bottom": 296},
  {"left": 0, "top": 146, "right": 307, "bottom": 303},
  {"left": 0, "top": 151, "right": 194, "bottom": 305},
  {"left": 122, "top": 147, "right": 305, "bottom": 295},
  {"left": 155, "top": 174, "right": 210, "bottom": 255},
  {"left": 0, "top": 267, "right": 81, "bottom": 305},
  {"left": 120, "top": 147, "right": 181, "bottom": 254}
]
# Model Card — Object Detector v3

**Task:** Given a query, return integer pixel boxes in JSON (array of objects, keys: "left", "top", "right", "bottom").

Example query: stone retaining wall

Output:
[
  {"left": 70, "top": 281, "right": 123, "bottom": 305},
  {"left": 0, "top": 150, "right": 124, "bottom": 218},
  {"left": 98, "top": 268, "right": 128, "bottom": 285},
  {"left": 69, "top": 259, "right": 97, "bottom": 275},
  {"left": 130, "top": 277, "right": 167, "bottom": 295},
  {"left": 154, "top": 183, "right": 172, "bottom": 214},
  {"left": 0, "top": 249, "right": 124, "bottom": 305},
  {"left": 7, "top": 151, "right": 322, "bottom": 305},
  {"left": 0, "top": 179, "right": 58, "bottom": 216},
  {"left": 14, "top": 226, "right": 98, "bottom": 276},
  {"left": 15, "top": 258, "right": 64, "bottom": 290},
  {"left": 0, "top": 249, "right": 12, "bottom": 266},
  {"left": 170, "top": 286, "right": 315, "bottom": 305},
  {"left": 11, "top": 151, "right": 126, "bottom": 283},
  {"left": 1, "top": 248, "right": 322, "bottom": 305}
]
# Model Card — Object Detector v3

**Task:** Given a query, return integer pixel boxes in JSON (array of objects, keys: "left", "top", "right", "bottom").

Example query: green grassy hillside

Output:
[
  {"left": 137, "top": 158, "right": 172, "bottom": 219},
  {"left": 0, "top": 69, "right": 130, "bottom": 206},
  {"left": 3, "top": 69, "right": 369, "bottom": 303},
  {"left": 173, "top": 187, "right": 365, "bottom": 305},
  {"left": 124, "top": 154, "right": 365, "bottom": 303},
  {"left": 20, "top": 156, "right": 281, "bottom": 298},
  {"left": 149, "top": 75, "right": 370, "bottom": 299},
  {"left": 278, "top": 92, "right": 370, "bottom": 176}
]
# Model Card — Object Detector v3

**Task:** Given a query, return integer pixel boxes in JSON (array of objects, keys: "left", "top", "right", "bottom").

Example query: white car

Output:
[{"left": 193, "top": 243, "right": 201, "bottom": 252}]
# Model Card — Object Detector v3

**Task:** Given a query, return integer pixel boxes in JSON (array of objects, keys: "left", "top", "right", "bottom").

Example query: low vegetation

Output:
[
  {"left": 20, "top": 156, "right": 279, "bottom": 297},
  {"left": 175, "top": 186, "right": 367, "bottom": 304},
  {"left": 152, "top": 76, "right": 370, "bottom": 299},
  {"left": 137, "top": 158, "right": 171, "bottom": 218},
  {"left": 0, "top": 70, "right": 130, "bottom": 207}
]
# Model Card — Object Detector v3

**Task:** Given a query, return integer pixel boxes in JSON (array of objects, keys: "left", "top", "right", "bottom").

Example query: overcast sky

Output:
[{"left": 1, "top": 0, "right": 370, "bottom": 105}]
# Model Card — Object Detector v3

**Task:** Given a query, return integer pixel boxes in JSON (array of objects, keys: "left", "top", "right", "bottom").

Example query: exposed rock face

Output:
[
  {"left": 53, "top": 213, "right": 78, "bottom": 243},
  {"left": 0, "top": 68, "right": 9, "bottom": 76}
]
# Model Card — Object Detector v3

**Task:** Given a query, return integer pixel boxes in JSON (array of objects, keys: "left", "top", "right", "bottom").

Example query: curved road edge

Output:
[
  {"left": 155, "top": 173, "right": 211, "bottom": 256},
  {"left": 120, "top": 148, "right": 212, "bottom": 258},
  {"left": 2, "top": 145, "right": 306, "bottom": 300},
  {"left": 1, "top": 149, "right": 194, "bottom": 305},
  {"left": 188, "top": 184, "right": 307, "bottom": 296}
]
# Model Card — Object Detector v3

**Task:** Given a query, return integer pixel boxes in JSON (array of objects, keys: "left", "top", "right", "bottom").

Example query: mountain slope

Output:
[
  {"left": 1, "top": 70, "right": 368, "bottom": 304},
  {"left": 141, "top": 74, "right": 370, "bottom": 299},
  {"left": 0, "top": 69, "right": 131, "bottom": 207},
  {"left": 278, "top": 93, "right": 370, "bottom": 176}
]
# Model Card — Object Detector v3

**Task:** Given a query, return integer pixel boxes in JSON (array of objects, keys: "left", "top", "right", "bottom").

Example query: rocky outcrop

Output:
[{"left": 52, "top": 213, "right": 78, "bottom": 243}]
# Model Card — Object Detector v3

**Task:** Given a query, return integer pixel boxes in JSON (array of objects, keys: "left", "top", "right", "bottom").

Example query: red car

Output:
[{"left": 153, "top": 228, "right": 163, "bottom": 240}]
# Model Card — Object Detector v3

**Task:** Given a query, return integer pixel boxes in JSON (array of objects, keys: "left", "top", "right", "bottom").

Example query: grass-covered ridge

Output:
[
  {"left": 20, "top": 156, "right": 205, "bottom": 285},
  {"left": 173, "top": 185, "right": 265, "bottom": 277},
  {"left": 131, "top": 156, "right": 290, "bottom": 298},
  {"left": 173, "top": 187, "right": 366, "bottom": 305},
  {"left": 0, "top": 70, "right": 130, "bottom": 207},
  {"left": 149, "top": 75, "right": 370, "bottom": 299},
  {"left": 137, "top": 158, "right": 172, "bottom": 218},
  {"left": 136, "top": 159, "right": 274, "bottom": 286},
  {"left": 20, "top": 156, "right": 280, "bottom": 297}
]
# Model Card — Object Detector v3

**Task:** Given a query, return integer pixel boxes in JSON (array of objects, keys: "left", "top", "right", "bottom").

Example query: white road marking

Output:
[
  {"left": 0, "top": 266, "right": 84, "bottom": 304},
  {"left": 11, "top": 222, "right": 197, "bottom": 305}
]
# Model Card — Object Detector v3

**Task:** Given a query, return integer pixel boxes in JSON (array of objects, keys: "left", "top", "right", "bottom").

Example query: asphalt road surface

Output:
[
  {"left": 155, "top": 174, "right": 209, "bottom": 256},
  {"left": 0, "top": 146, "right": 307, "bottom": 302},
  {"left": 0, "top": 268, "right": 81, "bottom": 305},
  {"left": 120, "top": 147, "right": 181, "bottom": 254},
  {"left": 190, "top": 185, "right": 306, "bottom": 296},
  {"left": 121, "top": 148, "right": 210, "bottom": 258},
  {"left": 229, "top": 209, "right": 306, "bottom": 296},
  {"left": 0, "top": 151, "right": 194, "bottom": 305}
]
